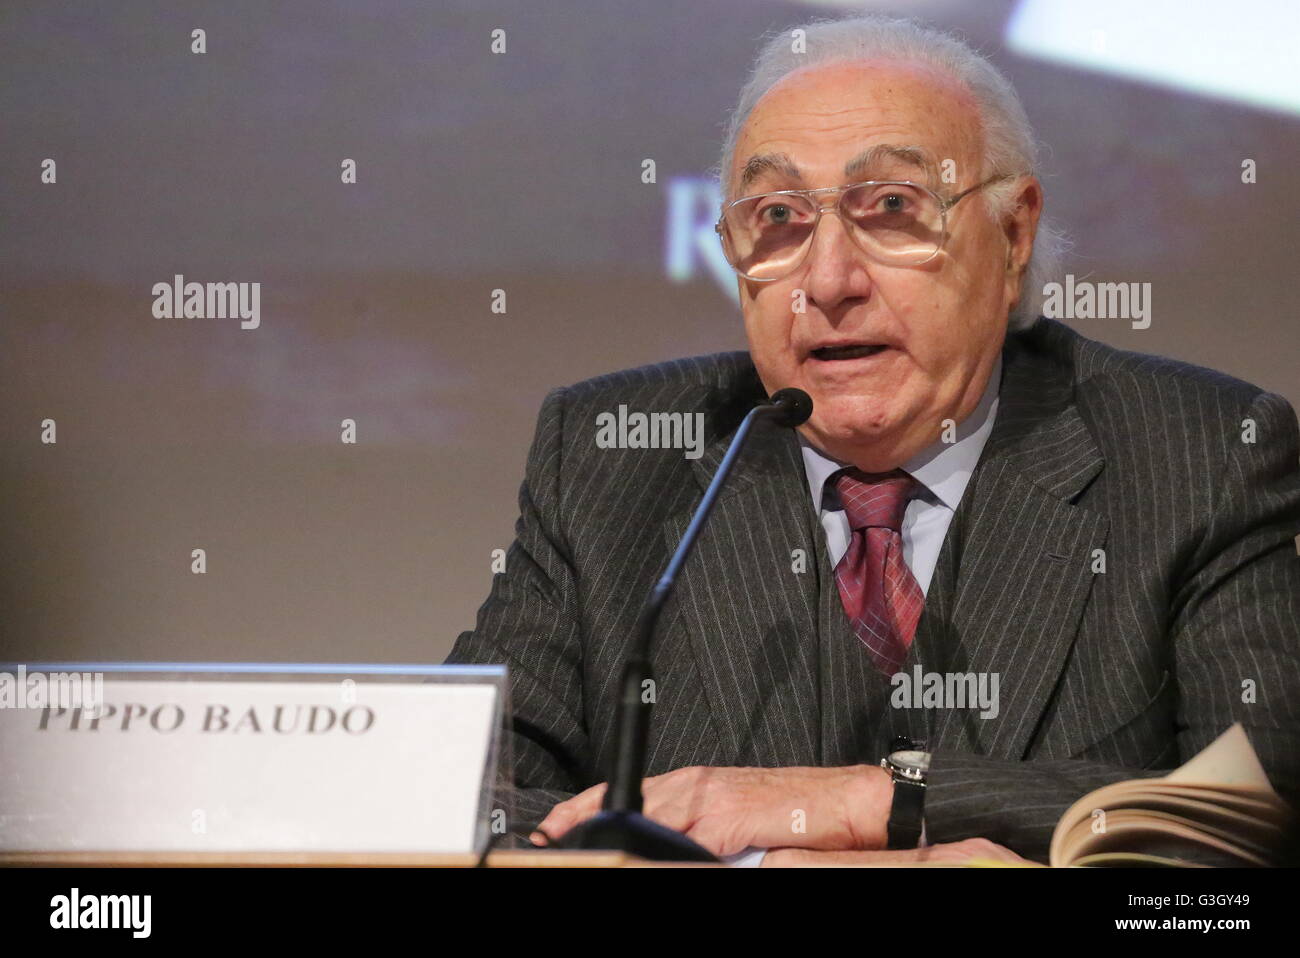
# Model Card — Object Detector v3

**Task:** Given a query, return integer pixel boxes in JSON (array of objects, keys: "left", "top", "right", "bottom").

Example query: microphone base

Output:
[{"left": 554, "top": 811, "right": 718, "bottom": 863}]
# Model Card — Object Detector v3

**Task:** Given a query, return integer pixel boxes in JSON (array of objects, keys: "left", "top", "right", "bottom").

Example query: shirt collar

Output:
[{"left": 798, "top": 354, "right": 1001, "bottom": 513}]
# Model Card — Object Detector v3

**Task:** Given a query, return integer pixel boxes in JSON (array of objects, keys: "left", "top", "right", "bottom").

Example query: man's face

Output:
[{"left": 728, "top": 60, "right": 1036, "bottom": 471}]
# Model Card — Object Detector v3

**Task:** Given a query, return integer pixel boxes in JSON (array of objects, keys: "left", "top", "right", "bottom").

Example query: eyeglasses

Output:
[{"left": 714, "top": 173, "right": 1016, "bottom": 282}]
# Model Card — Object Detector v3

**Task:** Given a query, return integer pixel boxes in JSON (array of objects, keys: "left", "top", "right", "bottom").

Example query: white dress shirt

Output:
[{"left": 724, "top": 357, "right": 1001, "bottom": 867}]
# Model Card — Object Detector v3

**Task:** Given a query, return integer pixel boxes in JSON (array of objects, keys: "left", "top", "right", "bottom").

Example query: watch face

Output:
[{"left": 890, "top": 750, "right": 931, "bottom": 772}]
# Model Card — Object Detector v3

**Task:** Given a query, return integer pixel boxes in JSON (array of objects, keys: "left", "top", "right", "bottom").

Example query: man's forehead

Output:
[{"left": 730, "top": 60, "right": 978, "bottom": 193}]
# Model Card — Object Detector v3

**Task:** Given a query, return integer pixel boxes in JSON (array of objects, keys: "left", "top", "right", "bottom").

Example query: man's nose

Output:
[{"left": 801, "top": 206, "right": 871, "bottom": 305}]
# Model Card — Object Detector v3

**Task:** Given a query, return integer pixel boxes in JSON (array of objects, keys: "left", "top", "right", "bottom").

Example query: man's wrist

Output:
[{"left": 843, "top": 763, "right": 893, "bottom": 850}]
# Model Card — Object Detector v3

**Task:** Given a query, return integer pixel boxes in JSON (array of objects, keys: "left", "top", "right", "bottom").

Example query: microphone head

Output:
[{"left": 766, "top": 387, "right": 814, "bottom": 427}]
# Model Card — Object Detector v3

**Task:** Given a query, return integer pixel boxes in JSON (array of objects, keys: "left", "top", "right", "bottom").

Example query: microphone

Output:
[
  {"left": 766, "top": 386, "right": 814, "bottom": 428},
  {"left": 556, "top": 387, "right": 813, "bottom": 861}
]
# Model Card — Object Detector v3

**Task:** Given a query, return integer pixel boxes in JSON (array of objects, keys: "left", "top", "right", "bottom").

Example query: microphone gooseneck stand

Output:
[{"left": 555, "top": 388, "right": 813, "bottom": 862}]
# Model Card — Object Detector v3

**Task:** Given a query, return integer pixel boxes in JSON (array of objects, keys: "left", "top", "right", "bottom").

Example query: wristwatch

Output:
[{"left": 881, "top": 738, "right": 930, "bottom": 850}]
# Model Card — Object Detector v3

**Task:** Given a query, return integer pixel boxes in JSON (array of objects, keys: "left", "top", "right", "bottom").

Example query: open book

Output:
[{"left": 1045, "top": 723, "right": 1295, "bottom": 867}]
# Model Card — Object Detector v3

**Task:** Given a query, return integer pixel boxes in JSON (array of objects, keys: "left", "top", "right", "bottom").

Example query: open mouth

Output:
[{"left": 810, "top": 344, "right": 888, "bottom": 361}]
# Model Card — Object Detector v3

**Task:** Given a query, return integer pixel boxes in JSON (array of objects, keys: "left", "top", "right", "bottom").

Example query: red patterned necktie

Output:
[{"left": 832, "top": 468, "right": 925, "bottom": 676}]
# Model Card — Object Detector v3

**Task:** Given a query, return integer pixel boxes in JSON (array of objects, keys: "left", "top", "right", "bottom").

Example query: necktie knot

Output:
[{"left": 833, "top": 468, "right": 918, "bottom": 533}]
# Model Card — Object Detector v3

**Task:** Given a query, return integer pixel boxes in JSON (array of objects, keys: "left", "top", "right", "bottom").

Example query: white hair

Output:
[{"left": 716, "top": 14, "right": 1067, "bottom": 331}]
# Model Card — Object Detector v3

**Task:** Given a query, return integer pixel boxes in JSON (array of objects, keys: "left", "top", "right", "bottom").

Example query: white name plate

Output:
[{"left": 0, "top": 665, "right": 505, "bottom": 854}]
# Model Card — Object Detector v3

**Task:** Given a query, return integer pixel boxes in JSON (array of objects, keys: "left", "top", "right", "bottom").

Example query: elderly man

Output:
[{"left": 446, "top": 15, "right": 1300, "bottom": 865}]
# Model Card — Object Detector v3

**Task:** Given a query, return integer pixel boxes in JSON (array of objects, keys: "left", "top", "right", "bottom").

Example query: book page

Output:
[{"left": 1050, "top": 722, "right": 1291, "bottom": 866}]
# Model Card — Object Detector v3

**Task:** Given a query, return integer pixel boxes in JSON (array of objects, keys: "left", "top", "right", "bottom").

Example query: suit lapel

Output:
[
  {"left": 923, "top": 338, "right": 1108, "bottom": 760},
  {"left": 663, "top": 408, "right": 822, "bottom": 769}
]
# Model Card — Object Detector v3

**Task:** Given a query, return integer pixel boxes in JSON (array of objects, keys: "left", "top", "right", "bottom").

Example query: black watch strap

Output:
[{"left": 886, "top": 776, "right": 926, "bottom": 850}]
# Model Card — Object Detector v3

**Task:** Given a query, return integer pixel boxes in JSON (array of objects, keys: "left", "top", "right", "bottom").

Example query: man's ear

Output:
[{"left": 1003, "top": 176, "right": 1044, "bottom": 278}]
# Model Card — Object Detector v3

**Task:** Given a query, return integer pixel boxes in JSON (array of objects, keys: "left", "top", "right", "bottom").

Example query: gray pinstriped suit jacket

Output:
[{"left": 447, "top": 318, "right": 1300, "bottom": 862}]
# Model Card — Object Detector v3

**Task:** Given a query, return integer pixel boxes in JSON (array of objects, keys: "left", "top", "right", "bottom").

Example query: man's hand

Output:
[
  {"left": 533, "top": 765, "right": 893, "bottom": 859},
  {"left": 762, "top": 838, "right": 1035, "bottom": 867}
]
